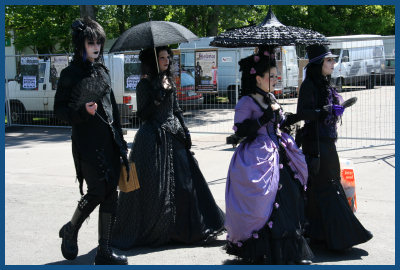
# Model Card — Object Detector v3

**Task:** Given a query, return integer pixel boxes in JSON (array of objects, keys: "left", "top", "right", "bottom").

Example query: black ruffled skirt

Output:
[{"left": 225, "top": 159, "right": 314, "bottom": 264}]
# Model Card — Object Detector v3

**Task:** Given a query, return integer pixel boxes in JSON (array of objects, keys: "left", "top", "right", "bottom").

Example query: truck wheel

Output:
[
  {"left": 10, "top": 104, "right": 30, "bottom": 124},
  {"left": 366, "top": 75, "right": 375, "bottom": 89},
  {"left": 335, "top": 78, "right": 344, "bottom": 92}
]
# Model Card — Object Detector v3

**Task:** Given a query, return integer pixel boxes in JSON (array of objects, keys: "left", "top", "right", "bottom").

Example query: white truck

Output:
[
  {"left": 328, "top": 35, "right": 386, "bottom": 90},
  {"left": 5, "top": 54, "right": 137, "bottom": 125},
  {"left": 179, "top": 36, "right": 299, "bottom": 103}
]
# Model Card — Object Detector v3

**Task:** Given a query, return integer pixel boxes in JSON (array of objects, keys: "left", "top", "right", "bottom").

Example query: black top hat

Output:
[{"left": 306, "top": 44, "right": 338, "bottom": 65}]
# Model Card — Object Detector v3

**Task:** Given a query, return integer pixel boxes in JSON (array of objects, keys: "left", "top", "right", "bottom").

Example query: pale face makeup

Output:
[
  {"left": 84, "top": 39, "right": 102, "bottom": 62},
  {"left": 158, "top": 50, "right": 170, "bottom": 72},
  {"left": 256, "top": 67, "right": 278, "bottom": 93},
  {"left": 322, "top": 57, "right": 336, "bottom": 76}
]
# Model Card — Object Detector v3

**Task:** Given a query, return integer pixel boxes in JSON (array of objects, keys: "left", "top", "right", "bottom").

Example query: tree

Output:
[
  {"left": 5, "top": 5, "right": 80, "bottom": 54},
  {"left": 80, "top": 5, "right": 96, "bottom": 20},
  {"left": 5, "top": 5, "right": 395, "bottom": 55}
]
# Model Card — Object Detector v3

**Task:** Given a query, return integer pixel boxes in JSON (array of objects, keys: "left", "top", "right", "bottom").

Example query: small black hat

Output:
[{"left": 306, "top": 44, "right": 338, "bottom": 65}]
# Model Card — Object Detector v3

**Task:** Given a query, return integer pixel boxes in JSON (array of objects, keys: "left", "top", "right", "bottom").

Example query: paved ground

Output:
[{"left": 4, "top": 126, "right": 395, "bottom": 265}]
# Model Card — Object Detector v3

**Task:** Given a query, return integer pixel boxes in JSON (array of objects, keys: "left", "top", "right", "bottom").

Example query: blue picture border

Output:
[{"left": 1, "top": 0, "right": 398, "bottom": 269}]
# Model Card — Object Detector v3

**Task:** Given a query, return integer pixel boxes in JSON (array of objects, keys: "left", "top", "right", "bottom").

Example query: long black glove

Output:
[{"left": 235, "top": 105, "right": 274, "bottom": 139}]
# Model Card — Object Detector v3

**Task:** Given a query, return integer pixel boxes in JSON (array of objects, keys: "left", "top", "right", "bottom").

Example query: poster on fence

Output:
[
  {"left": 50, "top": 56, "right": 69, "bottom": 90},
  {"left": 195, "top": 50, "right": 218, "bottom": 93},
  {"left": 172, "top": 50, "right": 181, "bottom": 91},
  {"left": 124, "top": 53, "right": 141, "bottom": 91},
  {"left": 20, "top": 56, "right": 39, "bottom": 90}
]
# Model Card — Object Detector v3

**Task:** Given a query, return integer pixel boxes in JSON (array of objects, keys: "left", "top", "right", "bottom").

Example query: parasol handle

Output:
[{"left": 154, "top": 48, "right": 160, "bottom": 73}]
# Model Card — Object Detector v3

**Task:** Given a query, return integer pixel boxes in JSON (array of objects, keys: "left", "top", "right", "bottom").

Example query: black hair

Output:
[
  {"left": 139, "top": 46, "right": 174, "bottom": 80},
  {"left": 305, "top": 59, "right": 334, "bottom": 107},
  {"left": 71, "top": 17, "right": 106, "bottom": 63},
  {"left": 239, "top": 50, "right": 277, "bottom": 96}
]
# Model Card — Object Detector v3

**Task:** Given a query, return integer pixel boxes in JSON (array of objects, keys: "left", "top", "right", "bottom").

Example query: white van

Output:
[
  {"left": 179, "top": 37, "right": 299, "bottom": 103},
  {"left": 328, "top": 35, "right": 385, "bottom": 90},
  {"left": 5, "top": 55, "right": 136, "bottom": 125}
]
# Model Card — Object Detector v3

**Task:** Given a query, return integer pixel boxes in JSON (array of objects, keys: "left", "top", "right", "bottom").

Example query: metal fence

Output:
[{"left": 5, "top": 36, "right": 395, "bottom": 150}]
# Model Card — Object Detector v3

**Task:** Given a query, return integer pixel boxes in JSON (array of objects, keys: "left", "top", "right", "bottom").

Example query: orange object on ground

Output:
[{"left": 340, "top": 159, "right": 357, "bottom": 212}]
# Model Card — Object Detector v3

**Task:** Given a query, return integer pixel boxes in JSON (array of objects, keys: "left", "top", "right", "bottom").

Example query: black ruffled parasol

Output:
[{"left": 210, "top": 7, "right": 329, "bottom": 47}]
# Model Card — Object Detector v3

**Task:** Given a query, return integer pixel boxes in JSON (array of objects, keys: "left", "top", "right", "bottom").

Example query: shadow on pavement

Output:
[
  {"left": 311, "top": 246, "right": 369, "bottom": 264},
  {"left": 113, "top": 239, "right": 226, "bottom": 258},
  {"left": 5, "top": 126, "right": 71, "bottom": 148},
  {"left": 222, "top": 246, "right": 369, "bottom": 265},
  {"left": 45, "top": 248, "right": 97, "bottom": 265}
]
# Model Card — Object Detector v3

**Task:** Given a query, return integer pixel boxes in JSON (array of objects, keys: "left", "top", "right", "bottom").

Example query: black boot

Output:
[
  {"left": 59, "top": 206, "right": 88, "bottom": 260},
  {"left": 94, "top": 212, "right": 128, "bottom": 265}
]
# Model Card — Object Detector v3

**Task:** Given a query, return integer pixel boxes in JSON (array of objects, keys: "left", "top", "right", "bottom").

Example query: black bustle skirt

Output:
[{"left": 304, "top": 140, "right": 373, "bottom": 250}]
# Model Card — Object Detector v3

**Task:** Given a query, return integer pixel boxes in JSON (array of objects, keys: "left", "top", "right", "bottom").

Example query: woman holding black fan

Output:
[
  {"left": 297, "top": 44, "right": 373, "bottom": 251},
  {"left": 54, "top": 17, "right": 128, "bottom": 265}
]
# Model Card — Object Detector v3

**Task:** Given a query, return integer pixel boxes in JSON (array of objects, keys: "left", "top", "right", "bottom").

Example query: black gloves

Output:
[
  {"left": 235, "top": 104, "right": 275, "bottom": 140},
  {"left": 284, "top": 112, "right": 300, "bottom": 126},
  {"left": 259, "top": 105, "right": 274, "bottom": 126}
]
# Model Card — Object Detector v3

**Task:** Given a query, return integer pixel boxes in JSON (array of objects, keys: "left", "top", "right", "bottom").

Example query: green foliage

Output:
[
  {"left": 272, "top": 5, "right": 395, "bottom": 36},
  {"left": 5, "top": 5, "right": 395, "bottom": 54},
  {"left": 6, "top": 5, "right": 80, "bottom": 54}
]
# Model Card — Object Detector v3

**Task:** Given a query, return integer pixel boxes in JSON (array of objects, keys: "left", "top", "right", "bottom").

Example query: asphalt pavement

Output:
[{"left": 4, "top": 126, "right": 395, "bottom": 265}]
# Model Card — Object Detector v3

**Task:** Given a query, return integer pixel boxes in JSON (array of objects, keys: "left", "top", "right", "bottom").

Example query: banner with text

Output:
[{"left": 195, "top": 50, "right": 218, "bottom": 93}]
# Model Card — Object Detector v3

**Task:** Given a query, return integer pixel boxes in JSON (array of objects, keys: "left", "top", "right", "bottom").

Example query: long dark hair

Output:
[
  {"left": 71, "top": 17, "right": 106, "bottom": 63},
  {"left": 239, "top": 51, "right": 277, "bottom": 97},
  {"left": 305, "top": 60, "right": 336, "bottom": 107},
  {"left": 139, "top": 46, "right": 174, "bottom": 81}
]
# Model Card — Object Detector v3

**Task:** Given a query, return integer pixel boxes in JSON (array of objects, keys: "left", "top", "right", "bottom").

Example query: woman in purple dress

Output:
[{"left": 224, "top": 51, "right": 313, "bottom": 264}]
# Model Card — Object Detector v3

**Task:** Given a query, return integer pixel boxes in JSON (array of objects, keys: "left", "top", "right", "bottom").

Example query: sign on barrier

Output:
[{"left": 340, "top": 159, "right": 357, "bottom": 212}]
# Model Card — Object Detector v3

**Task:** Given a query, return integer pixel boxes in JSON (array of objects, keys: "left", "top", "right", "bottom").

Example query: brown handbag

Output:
[{"left": 118, "top": 162, "right": 140, "bottom": 193}]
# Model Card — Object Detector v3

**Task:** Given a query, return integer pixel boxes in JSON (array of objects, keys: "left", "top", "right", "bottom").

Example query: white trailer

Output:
[{"left": 5, "top": 54, "right": 136, "bottom": 125}]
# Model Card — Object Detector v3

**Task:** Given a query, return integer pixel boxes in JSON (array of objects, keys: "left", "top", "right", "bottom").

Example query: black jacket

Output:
[{"left": 54, "top": 60, "right": 128, "bottom": 194}]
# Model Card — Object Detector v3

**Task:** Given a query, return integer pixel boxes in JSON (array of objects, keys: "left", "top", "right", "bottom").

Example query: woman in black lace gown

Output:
[
  {"left": 112, "top": 47, "right": 225, "bottom": 249},
  {"left": 297, "top": 44, "right": 373, "bottom": 251}
]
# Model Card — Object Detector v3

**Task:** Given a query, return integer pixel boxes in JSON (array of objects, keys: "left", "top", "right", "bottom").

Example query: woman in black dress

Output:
[
  {"left": 112, "top": 46, "right": 225, "bottom": 249},
  {"left": 55, "top": 17, "right": 128, "bottom": 265},
  {"left": 297, "top": 44, "right": 373, "bottom": 251}
]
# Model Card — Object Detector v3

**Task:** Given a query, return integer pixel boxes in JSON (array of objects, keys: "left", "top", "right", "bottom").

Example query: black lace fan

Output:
[{"left": 69, "top": 75, "right": 111, "bottom": 109}]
